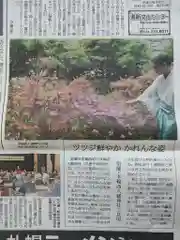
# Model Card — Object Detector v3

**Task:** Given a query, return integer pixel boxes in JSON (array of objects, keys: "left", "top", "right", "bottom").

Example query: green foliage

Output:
[
  {"left": 164, "top": 39, "right": 173, "bottom": 59},
  {"left": 10, "top": 39, "right": 173, "bottom": 82},
  {"left": 10, "top": 40, "right": 29, "bottom": 77}
]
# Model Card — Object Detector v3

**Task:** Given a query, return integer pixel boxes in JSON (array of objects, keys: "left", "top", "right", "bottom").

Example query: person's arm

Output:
[
  {"left": 137, "top": 77, "right": 160, "bottom": 102},
  {"left": 126, "top": 98, "right": 139, "bottom": 104},
  {"left": 127, "top": 75, "right": 162, "bottom": 105}
]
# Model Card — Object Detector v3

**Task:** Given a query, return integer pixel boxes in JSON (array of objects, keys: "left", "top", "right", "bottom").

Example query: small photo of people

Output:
[{"left": 0, "top": 154, "right": 60, "bottom": 197}]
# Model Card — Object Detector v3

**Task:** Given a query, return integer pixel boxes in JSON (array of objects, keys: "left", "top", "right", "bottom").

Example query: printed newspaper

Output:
[{"left": 0, "top": 0, "right": 180, "bottom": 240}]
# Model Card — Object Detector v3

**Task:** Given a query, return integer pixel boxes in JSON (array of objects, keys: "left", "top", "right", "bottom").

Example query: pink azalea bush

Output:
[{"left": 5, "top": 75, "right": 158, "bottom": 140}]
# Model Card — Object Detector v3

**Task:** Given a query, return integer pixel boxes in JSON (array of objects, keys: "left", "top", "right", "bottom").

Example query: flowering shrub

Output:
[{"left": 5, "top": 75, "right": 158, "bottom": 140}]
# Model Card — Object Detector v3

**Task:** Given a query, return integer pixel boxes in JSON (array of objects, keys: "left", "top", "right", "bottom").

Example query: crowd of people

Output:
[{"left": 0, "top": 165, "right": 60, "bottom": 196}]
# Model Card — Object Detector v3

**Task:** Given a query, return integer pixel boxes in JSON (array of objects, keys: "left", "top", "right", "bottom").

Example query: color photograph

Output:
[
  {"left": 5, "top": 38, "right": 176, "bottom": 140},
  {"left": 0, "top": 154, "right": 60, "bottom": 197}
]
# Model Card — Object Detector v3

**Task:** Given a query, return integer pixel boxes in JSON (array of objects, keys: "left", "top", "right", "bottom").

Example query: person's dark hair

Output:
[{"left": 152, "top": 53, "right": 173, "bottom": 66}]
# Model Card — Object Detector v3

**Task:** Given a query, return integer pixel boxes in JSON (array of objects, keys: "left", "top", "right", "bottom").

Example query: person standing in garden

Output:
[{"left": 128, "top": 53, "right": 177, "bottom": 140}]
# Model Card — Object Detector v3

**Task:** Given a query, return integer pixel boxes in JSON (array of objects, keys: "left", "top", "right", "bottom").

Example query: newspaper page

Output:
[
  {"left": 0, "top": 0, "right": 179, "bottom": 240},
  {"left": 1, "top": 0, "right": 175, "bottom": 150}
]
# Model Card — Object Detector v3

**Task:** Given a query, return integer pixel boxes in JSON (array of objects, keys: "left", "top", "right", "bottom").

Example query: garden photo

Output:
[{"left": 5, "top": 38, "right": 176, "bottom": 140}]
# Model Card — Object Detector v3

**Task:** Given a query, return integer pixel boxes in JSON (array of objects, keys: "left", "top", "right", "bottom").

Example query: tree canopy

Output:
[{"left": 10, "top": 39, "right": 159, "bottom": 80}]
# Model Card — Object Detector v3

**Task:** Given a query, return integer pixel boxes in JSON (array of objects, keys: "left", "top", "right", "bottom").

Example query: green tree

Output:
[
  {"left": 10, "top": 40, "right": 29, "bottom": 78},
  {"left": 82, "top": 39, "right": 150, "bottom": 80},
  {"left": 44, "top": 40, "right": 91, "bottom": 79},
  {"left": 10, "top": 39, "right": 46, "bottom": 77},
  {"left": 10, "top": 39, "right": 152, "bottom": 81},
  {"left": 164, "top": 39, "right": 173, "bottom": 59}
]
